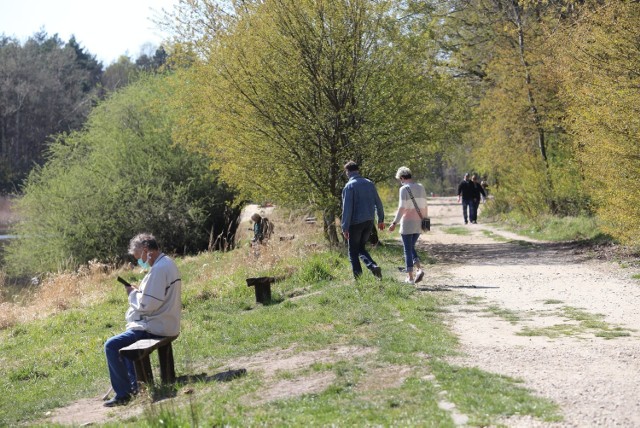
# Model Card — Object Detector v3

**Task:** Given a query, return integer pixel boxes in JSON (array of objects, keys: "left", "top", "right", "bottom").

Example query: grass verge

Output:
[
  {"left": 0, "top": 215, "right": 561, "bottom": 426},
  {"left": 518, "top": 306, "right": 633, "bottom": 339},
  {"left": 498, "top": 214, "right": 606, "bottom": 242}
]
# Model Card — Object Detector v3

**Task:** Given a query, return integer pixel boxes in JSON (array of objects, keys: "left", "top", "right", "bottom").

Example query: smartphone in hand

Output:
[{"left": 116, "top": 276, "right": 132, "bottom": 287}]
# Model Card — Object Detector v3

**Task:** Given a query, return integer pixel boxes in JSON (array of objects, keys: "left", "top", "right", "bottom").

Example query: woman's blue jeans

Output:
[
  {"left": 401, "top": 233, "right": 421, "bottom": 272},
  {"left": 105, "top": 329, "right": 164, "bottom": 399}
]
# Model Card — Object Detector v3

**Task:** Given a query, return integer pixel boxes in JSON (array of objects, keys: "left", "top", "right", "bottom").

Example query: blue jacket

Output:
[{"left": 341, "top": 173, "right": 385, "bottom": 232}]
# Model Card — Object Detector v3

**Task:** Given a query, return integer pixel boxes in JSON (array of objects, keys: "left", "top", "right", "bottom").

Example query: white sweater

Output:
[
  {"left": 392, "top": 182, "right": 429, "bottom": 235},
  {"left": 125, "top": 253, "right": 182, "bottom": 337}
]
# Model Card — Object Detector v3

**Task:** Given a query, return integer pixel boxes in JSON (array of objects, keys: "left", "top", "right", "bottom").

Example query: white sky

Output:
[{"left": 0, "top": 0, "right": 179, "bottom": 65}]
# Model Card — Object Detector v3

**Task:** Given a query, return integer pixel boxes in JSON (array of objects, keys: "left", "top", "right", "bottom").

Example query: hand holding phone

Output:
[{"left": 116, "top": 276, "right": 133, "bottom": 287}]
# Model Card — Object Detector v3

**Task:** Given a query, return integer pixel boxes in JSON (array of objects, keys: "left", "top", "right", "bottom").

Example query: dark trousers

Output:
[
  {"left": 470, "top": 199, "right": 480, "bottom": 222},
  {"left": 105, "top": 329, "right": 164, "bottom": 399},
  {"left": 347, "top": 220, "right": 378, "bottom": 278},
  {"left": 462, "top": 199, "right": 473, "bottom": 223}
]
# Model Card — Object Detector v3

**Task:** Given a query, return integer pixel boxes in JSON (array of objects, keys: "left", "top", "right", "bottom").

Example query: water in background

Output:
[
  {"left": 0, "top": 195, "right": 28, "bottom": 302},
  {"left": 0, "top": 195, "right": 17, "bottom": 236}
]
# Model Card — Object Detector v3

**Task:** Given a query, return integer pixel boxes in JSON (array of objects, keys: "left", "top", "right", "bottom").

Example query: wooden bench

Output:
[{"left": 119, "top": 336, "right": 178, "bottom": 385}]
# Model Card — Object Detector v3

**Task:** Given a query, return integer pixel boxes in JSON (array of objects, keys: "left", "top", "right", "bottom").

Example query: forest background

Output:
[{"left": 0, "top": 0, "right": 638, "bottom": 279}]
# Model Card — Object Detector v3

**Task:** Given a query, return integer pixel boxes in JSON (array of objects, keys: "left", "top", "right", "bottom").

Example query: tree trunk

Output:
[
  {"left": 510, "top": 0, "right": 556, "bottom": 212},
  {"left": 323, "top": 209, "right": 340, "bottom": 247}
]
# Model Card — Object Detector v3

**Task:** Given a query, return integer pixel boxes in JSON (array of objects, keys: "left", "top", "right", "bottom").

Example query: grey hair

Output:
[
  {"left": 395, "top": 166, "right": 412, "bottom": 180},
  {"left": 128, "top": 233, "right": 158, "bottom": 255}
]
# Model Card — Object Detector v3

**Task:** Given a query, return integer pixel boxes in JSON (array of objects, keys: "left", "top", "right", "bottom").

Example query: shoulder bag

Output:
[{"left": 405, "top": 185, "right": 430, "bottom": 232}]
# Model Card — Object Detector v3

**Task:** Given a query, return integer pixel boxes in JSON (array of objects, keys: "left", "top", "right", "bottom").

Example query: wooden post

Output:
[
  {"left": 158, "top": 343, "right": 176, "bottom": 384},
  {"left": 246, "top": 276, "right": 279, "bottom": 304}
]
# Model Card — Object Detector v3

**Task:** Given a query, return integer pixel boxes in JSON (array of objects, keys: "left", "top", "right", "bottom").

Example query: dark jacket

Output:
[
  {"left": 457, "top": 179, "right": 475, "bottom": 200},
  {"left": 472, "top": 181, "right": 486, "bottom": 201}
]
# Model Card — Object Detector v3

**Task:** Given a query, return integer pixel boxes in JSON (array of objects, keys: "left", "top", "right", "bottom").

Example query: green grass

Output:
[
  {"left": 442, "top": 226, "right": 472, "bottom": 236},
  {"left": 0, "top": 240, "right": 561, "bottom": 426},
  {"left": 481, "top": 230, "right": 509, "bottom": 242},
  {"left": 485, "top": 305, "right": 521, "bottom": 324},
  {"left": 500, "top": 214, "right": 607, "bottom": 242},
  {"left": 518, "top": 306, "right": 633, "bottom": 339},
  {"left": 431, "top": 360, "right": 561, "bottom": 426}
]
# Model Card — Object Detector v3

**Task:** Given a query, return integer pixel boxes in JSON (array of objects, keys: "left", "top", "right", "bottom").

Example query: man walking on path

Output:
[
  {"left": 341, "top": 161, "right": 385, "bottom": 279},
  {"left": 457, "top": 173, "right": 475, "bottom": 224},
  {"left": 470, "top": 174, "right": 487, "bottom": 224}
]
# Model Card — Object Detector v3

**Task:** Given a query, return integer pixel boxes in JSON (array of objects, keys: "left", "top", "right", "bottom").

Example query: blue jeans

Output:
[
  {"left": 461, "top": 199, "right": 473, "bottom": 223},
  {"left": 105, "top": 329, "right": 164, "bottom": 399},
  {"left": 401, "top": 233, "right": 421, "bottom": 271},
  {"left": 347, "top": 220, "right": 378, "bottom": 278}
]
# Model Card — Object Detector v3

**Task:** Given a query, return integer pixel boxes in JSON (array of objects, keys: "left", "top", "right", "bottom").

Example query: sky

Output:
[{"left": 0, "top": 0, "right": 180, "bottom": 65}]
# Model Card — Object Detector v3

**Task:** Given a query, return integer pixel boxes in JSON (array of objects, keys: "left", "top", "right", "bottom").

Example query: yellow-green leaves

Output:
[{"left": 557, "top": 2, "right": 640, "bottom": 244}]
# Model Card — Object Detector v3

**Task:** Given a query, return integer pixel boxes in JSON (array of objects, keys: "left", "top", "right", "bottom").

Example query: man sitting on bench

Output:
[{"left": 104, "top": 233, "right": 182, "bottom": 407}]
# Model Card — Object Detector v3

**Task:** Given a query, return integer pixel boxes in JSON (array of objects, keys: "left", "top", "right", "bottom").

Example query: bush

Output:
[{"left": 6, "top": 75, "right": 239, "bottom": 275}]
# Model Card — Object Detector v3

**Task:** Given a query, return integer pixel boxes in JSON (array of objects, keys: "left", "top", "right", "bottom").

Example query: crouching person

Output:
[{"left": 103, "top": 233, "right": 182, "bottom": 407}]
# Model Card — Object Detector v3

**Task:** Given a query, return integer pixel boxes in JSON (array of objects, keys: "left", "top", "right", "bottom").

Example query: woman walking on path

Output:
[{"left": 388, "top": 166, "right": 428, "bottom": 284}]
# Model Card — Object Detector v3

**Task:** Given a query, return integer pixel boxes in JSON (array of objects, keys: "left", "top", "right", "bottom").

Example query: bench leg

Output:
[
  {"left": 133, "top": 356, "right": 154, "bottom": 384},
  {"left": 158, "top": 343, "right": 176, "bottom": 384},
  {"left": 254, "top": 283, "right": 272, "bottom": 304}
]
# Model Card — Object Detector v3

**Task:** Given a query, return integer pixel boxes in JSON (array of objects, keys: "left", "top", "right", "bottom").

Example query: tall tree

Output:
[
  {"left": 0, "top": 32, "right": 99, "bottom": 192},
  {"left": 100, "top": 55, "right": 139, "bottom": 93},
  {"left": 169, "top": 0, "right": 453, "bottom": 243},
  {"left": 443, "top": 0, "right": 585, "bottom": 216},
  {"left": 556, "top": 1, "right": 640, "bottom": 244}
]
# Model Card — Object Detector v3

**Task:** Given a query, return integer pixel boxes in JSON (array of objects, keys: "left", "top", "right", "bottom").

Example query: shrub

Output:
[{"left": 6, "top": 75, "right": 239, "bottom": 275}]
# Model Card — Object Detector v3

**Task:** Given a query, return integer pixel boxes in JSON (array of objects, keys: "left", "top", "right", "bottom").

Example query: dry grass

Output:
[
  {"left": 231, "top": 205, "right": 329, "bottom": 275},
  {"left": 0, "top": 260, "right": 113, "bottom": 330},
  {"left": 0, "top": 204, "right": 328, "bottom": 330}
]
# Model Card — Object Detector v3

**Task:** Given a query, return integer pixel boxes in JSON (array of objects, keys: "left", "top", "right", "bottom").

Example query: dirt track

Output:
[{"left": 422, "top": 197, "right": 640, "bottom": 427}]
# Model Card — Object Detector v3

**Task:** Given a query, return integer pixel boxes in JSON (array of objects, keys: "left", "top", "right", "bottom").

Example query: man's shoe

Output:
[
  {"left": 104, "top": 395, "right": 131, "bottom": 407},
  {"left": 404, "top": 278, "right": 415, "bottom": 284},
  {"left": 415, "top": 269, "right": 424, "bottom": 283},
  {"left": 372, "top": 266, "right": 382, "bottom": 279}
]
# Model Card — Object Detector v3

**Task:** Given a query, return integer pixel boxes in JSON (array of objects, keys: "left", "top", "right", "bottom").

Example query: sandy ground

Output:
[
  {"left": 43, "top": 198, "right": 640, "bottom": 426},
  {"left": 421, "top": 197, "right": 640, "bottom": 427}
]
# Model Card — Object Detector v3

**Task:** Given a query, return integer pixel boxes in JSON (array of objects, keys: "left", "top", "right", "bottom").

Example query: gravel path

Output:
[{"left": 421, "top": 197, "right": 640, "bottom": 427}]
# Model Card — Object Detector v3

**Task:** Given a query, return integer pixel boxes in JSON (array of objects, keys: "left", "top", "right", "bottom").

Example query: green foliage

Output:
[
  {"left": 293, "top": 252, "right": 342, "bottom": 283},
  {"left": 445, "top": 0, "right": 589, "bottom": 218},
  {"left": 0, "top": 32, "right": 99, "bottom": 190},
  {"left": 556, "top": 2, "right": 640, "bottom": 245},
  {"left": 169, "top": 0, "right": 459, "bottom": 242},
  {"left": 5, "top": 75, "right": 239, "bottom": 275}
]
